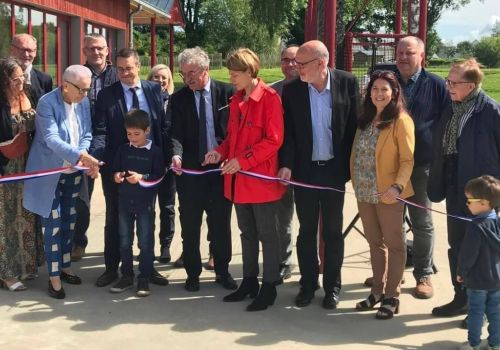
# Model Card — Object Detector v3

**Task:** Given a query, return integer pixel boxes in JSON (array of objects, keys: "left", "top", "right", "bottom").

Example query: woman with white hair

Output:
[{"left": 23, "top": 65, "right": 100, "bottom": 299}]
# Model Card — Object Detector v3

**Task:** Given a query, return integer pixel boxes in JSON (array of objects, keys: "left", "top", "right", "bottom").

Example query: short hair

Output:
[
  {"left": 226, "top": 48, "right": 260, "bottom": 78},
  {"left": 147, "top": 64, "right": 174, "bottom": 94},
  {"left": 398, "top": 36, "right": 425, "bottom": 52},
  {"left": 62, "top": 65, "right": 92, "bottom": 82},
  {"left": 84, "top": 33, "right": 107, "bottom": 47},
  {"left": 358, "top": 70, "right": 405, "bottom": 130},
  {"left": 281, "top": 45, "right": 299, "bottom": 57},
  {"left": 116, "top": 48, "right": 140, "bottom": 64},
  {"left": 465, "top": 175, "right": 500, "bottom": 209},
  {"left": 124, "top": 109, "right": 150, "bottom": 130},
  {"left": 178, "top": 47, "right": 210, "bottom": 70},
  {"left": 451, "top": 58, "right": 484, "bottom": 87},
  {"left": 11, "top": 33, "right": 37, "bottom": 46}
]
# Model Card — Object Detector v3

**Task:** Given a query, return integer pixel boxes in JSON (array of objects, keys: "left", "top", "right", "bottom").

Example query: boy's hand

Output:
[
  {"left": 457, "top": 275, "right": 464, "bottom": 283},
  {"left": 114, "top": 171, "right": 125, "bottom": 183},
  {"left": 125, "top": 170, "right": 143, "bottom": 184}
]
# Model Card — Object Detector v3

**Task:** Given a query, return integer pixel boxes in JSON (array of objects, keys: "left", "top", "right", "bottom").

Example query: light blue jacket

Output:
[{"left": 23, "top": 88, "right": 92, "bottom": 218}]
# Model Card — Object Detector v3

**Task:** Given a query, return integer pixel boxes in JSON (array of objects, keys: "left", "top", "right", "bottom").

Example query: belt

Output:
[{"left": 311, "top": 159, "right": 332, "bottom": 166}]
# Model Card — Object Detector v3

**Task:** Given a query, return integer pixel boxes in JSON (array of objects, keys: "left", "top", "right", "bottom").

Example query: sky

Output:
[{"left": 435, "top": 0, "right": 499, "bottom": 44}]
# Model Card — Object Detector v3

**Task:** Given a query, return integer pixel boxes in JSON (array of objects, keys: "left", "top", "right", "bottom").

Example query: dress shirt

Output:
[
  {"left": 130, "top": 140, "right": 152, "bottom": 150},
  {"left": 194, "top": 79, "right": 218, "bottom": 152},
  {"left": 121, "top": 81, "right": 152, "bottom": 139},
  {"left": 24, "top": 64, "right": 33, "bottom": 85},
  {"left": 308, "top": 71, "right": 334, "bottom": 161},
  {"left": 399, "top": 68, "right": 422, "bottom": 108}
]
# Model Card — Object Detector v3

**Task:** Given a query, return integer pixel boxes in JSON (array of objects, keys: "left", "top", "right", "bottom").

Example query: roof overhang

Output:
[{"left": 130, "top": 0, "right": 185, "bottom": 27}]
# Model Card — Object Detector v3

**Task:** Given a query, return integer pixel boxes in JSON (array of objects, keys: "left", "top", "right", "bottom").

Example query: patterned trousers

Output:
[{"left": 41, "top": 172, "right": 82, "bottom": 277}]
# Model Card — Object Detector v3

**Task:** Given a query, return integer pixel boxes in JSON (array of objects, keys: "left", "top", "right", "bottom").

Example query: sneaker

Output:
[
  {"left": 457, "top": 340, "right": 489, "bottom": 350},
  {"left": 414, "top": 276, "right": 434, "bottom": 299},
  {"left": 136, "top": 278, "right": 150, "bottom": 297},
  {"left": 71, "top": 246, "right": 85, "bottom": 262},
  {"left": 109, "top": 276, "right": 134, "bottom": 293}
]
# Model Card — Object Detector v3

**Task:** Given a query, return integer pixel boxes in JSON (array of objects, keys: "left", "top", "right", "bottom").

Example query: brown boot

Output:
[{"left": 414, "top": 276, "right": 434, "bottom": 299}]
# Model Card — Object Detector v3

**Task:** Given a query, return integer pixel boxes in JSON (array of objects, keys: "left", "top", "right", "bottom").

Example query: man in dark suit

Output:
[
  {"left": 279, "top": 40, "right": 359, "bottom": 309},
  {"left": 170, "top": 47, "right": 236, "bottom": 292},
  {"left": 91, "top": 48, "right": 168, "bottom": 289},
  {"left": 10, "top": 33, "right": 53, "bottom": 105}
]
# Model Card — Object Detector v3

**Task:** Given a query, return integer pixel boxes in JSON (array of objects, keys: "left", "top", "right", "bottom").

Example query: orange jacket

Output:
[
  {"left": 350, "top": 112, "right": 415, "bottom": 204},
  {"left": 216, "top": 79, "right": 285, "bottom": 204}
]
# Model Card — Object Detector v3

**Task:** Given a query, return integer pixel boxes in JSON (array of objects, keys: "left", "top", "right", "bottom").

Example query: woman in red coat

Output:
[{"left": 204, "top": 48, "right": 285, "bottom": 311}]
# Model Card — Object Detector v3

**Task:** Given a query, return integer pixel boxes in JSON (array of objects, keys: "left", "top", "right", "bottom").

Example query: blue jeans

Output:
[
  {"left": 467, "top": 288, "right": 500, "bottom": 347},
  {"left": 118, "top": 204, "right": 155, "bottom": 279}
]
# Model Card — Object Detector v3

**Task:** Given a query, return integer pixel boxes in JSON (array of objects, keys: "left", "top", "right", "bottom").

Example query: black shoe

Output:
[
  {"left": 223, "top": 277, "right": 259, "bottom": 302},
  {"left": 323, "top": 291, "right": 340, "bottom": 310},
  {"left": 48, "top": 280, "right": 65, "bottom": 299},
  {"left": 432, "top": 296, "right": 467, "bottom": 317},
  {"left": 60, "top": 271, "right": 82, "bottom": 285},
  {"left": 158, "top": 246, "right": 171, "bottom": 264},
  {"left": 136, "top": 278, "right": 150, "bottom": 297},
  {"left": 95, "top": 270, "right": 118, "bottom": 287},
  {"left": 246, "top": 282, "right": 277, "bottom": 311},
  {"left": 184, "top": 276, "right": 200, "bottom": 292},
  {"left": 295, "top": 288, "right": 315, "bottom": 307},
  {"left": 109, "top": 276, "right": 134, "bottom": 293},
  {"left": 149, "top": 269, "right": 169, "bottom": 286},
  {"left": 275, "top": 265, "right": 292, "bottom": 285},
  {"left": 173, "top": 253, "right": 184, "bottom": 268},
  {"left": 215, "top": 274, "right": 238, "bottom": 290}
]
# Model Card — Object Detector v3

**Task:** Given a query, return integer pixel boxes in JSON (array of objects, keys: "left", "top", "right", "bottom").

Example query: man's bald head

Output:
[
  {"left": 298, "top": 40, "right": 329, "bottom": 63},
  {"left": 11, "top": 34, "right": 37, "bottom": 70},
  {"left": 295, "top": 40, "right": 330, "bottom": 90},
  {"left": 396, "top": 36, "right": 425, "bottom": 80}
]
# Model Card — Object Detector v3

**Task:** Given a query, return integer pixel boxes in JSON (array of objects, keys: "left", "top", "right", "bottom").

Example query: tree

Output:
[
  {"left": 456, "top": 40, "right": 476, "bottom": 58},
  {"left": 474, "top": 35, "right": 500, "bottom": 67}
]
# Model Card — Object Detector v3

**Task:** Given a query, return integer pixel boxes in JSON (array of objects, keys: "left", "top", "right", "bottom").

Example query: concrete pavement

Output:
[{"left": 0, "top": 181, "right": 475, "bottom": 349}]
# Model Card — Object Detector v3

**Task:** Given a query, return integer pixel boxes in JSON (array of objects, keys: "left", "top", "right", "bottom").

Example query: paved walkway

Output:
[{"left": 0, "top": 182, "right": 474, "bottom": 349}]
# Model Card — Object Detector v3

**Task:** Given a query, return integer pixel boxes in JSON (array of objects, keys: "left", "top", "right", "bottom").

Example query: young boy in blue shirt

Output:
[
  {"left": 458, "top": 175, "right": 500, "bottom": 350},
  {"left": 110, "top": 109, "right": 166, "bottom": 297}
]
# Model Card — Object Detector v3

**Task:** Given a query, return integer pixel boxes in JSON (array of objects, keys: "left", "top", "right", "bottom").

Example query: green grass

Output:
[{"left": 143, "top": 66, "right": 500, "bottom": 101}]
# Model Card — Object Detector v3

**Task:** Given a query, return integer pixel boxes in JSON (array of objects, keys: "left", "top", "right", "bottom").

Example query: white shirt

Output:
[{"left": 62, "top": 102, "right": 81, "bottom": 173}]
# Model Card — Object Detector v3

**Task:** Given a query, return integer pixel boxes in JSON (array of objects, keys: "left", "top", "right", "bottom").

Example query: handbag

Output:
[{"left": 0, "top": 131, "right": 29, "bottom": 160}]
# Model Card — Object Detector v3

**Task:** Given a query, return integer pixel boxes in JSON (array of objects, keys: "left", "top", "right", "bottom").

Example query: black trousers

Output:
[
  {"left": 177, "top": 171, "right": 232, "bottom": 278},
  {"left": 101, "top": 172, "right": 121, "bottom": 271},
  {"left": 73, "top": 176, "right": 95, "bottom": 248},
  {"left": 157, "top": 170, "right": 176, "bottom": 249},
  {"left": 294, "top": 162, "right": 345, "bottom": 294}
]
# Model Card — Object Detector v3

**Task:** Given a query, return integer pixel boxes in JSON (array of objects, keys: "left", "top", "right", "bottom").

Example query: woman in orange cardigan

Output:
[{"left": 350, "top": 70, "right": 415, "bottom": 319}]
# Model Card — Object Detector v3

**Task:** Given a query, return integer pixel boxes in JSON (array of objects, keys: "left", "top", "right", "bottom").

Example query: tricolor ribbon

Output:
[{"left": 0, "top": 165, "right": 88, "bottom": 184}]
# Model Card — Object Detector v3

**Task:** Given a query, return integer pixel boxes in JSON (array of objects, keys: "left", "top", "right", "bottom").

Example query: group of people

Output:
[{"left": 0, "top": 32, "right": 499, "bottom": 349}]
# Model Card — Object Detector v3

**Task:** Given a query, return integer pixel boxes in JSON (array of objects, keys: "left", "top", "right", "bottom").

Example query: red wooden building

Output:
[{"left": 0, "top": 0, "right": 185, "bottom": 84}]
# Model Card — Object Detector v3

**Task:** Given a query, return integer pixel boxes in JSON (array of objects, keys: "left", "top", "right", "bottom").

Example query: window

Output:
[{"left": 0, "top": 3, "right": 11, "bottom": 57}]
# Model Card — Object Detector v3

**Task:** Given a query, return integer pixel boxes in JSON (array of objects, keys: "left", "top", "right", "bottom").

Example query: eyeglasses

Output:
[
  {"left": 281, "top": 58, "right": 296, "bottom": 65},
  {"left": 370, "top": 69, "right": 397, "bottom": 80},
  {"left": 466, "top": 198, "right": 484, "bottom": 205},
  {"left": 65, "top": 80, "right": 91, "bottom": 95},
  {"left": 294, "top": 58, "right": 319, "bottom": 69},
  {"left": 10, "top": 75, "right": 25, "bottom": 84},
  {"left": 12, "top": 44, "right": 37, "bottom": 54},
  {"left": 179, "top": 68, "right": 204, "bottom": 80},
  {"left": 445, "top": 78, "right": 472, "bottom": 88}
]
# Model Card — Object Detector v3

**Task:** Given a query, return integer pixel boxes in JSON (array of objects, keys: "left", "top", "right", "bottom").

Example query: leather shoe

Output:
[
  {"left": 60, "top": 271, "right": 82, "bottom": 285},
  {"left": 275, "top": 265, "right": 292, "bottom": 285},
  {"left": 323, "top": 291, "right": 340, "bottom": 310},
  {"left": 215, "top": 274, "right": 238, "bottom": 290},
  {"left": 158, "top": 246, "right": 171, "bottom": 263},
  {"left": 295, "top": 288, "right": 315, "bottom": 307},
  {"left": 149, "top": 269, "right": 169, "bottom": 286},
  {"left": 95, "top": 270, "right": 118, "bottom": 287},
  {"left": 48, "top": 280, "right": 65, "bottom": 299},
  {"left": 432, "top": 295, "right": 467, "bottom": 317},
  {"left": 173, "top": 253, "right": 184, "bottom": 268},
  {"left": 184, "top": 276, "right": 200, "bottom": 292}
]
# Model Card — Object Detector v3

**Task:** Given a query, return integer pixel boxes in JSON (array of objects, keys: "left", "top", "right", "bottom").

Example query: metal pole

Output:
[
  {"left": 151, "top": 17, "right": 156, "bottom": 67},
  {"left": 169, "top": 24, "right": 174, "bottom": 73},
  {"left": 323, "top": 0, "right": 337, "bottom": 68},
  {"left": 395, "top": 0, "right": 402, "bottom": 34}
]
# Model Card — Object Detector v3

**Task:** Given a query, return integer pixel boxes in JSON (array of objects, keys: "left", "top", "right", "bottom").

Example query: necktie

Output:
[
  {"left": 198, "top": 89, "right": 207, "bottom": 163},
  {"left": 130, "top": 87, "right": 139, "bottom": 110}
]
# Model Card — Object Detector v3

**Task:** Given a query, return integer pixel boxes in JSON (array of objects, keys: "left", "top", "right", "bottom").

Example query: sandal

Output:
[
  {"left": 375, "top": 297, "right": 400, "bottom": 320},
  {"left": 355, "top": 293, "right": 384, "bottom": 311},
  {"left": 1, "top": 279, "right": 27, "bottom": 292}
]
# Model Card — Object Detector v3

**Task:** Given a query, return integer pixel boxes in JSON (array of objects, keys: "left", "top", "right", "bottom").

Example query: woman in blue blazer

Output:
[{"left": 23, "top": 65, "right": 100, "bottom": 299}]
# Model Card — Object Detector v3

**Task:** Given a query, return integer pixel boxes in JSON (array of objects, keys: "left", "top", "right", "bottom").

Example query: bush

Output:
[{"left": 474, "top": 36, "right": 500, "bottom": 68}]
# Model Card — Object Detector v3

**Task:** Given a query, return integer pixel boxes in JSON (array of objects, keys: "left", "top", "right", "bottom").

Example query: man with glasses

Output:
[
  {"left": 90, "top": 48, "right": 169, "bottom": 291},
  {"left": 10, "top": 33, "right": 53, "bottom": 105},
  {"left": 279, "top": 40, "right": 359, "bottom": 309},
  {"left": 271, "top": 45, "right": 299, "bottom": 284},
  {"left": 169, "top": 47, "right": 236, "bottom": 292},
  {"left": 71, "top": 34, "right": 118, "bottom": 263},
  {"left": 395, "top": 36, "right": 449, "bottom": 301}
]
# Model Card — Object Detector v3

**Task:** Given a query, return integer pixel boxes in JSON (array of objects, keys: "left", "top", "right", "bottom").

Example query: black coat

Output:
[
  {"left": 169, "top": 79, "right": 233, "bottom": 169},
  {"left": 29, "top": 68, "right": 53, "bottom": 105},
  {"left": 90, "top": 80, "right": 168, "bottom": 173},
  {"left": 279, "top": 68, "right": 359, "bottom": 186}
]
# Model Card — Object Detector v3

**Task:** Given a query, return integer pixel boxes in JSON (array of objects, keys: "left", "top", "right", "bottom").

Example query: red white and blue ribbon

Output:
[{"left": 0, "top": 165, "right": 88, "bottom": 184}]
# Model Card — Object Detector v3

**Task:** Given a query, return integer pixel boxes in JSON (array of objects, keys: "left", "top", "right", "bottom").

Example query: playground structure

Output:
[{"left": 304, "top": 0, "right": 429, "bottom": 85}]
